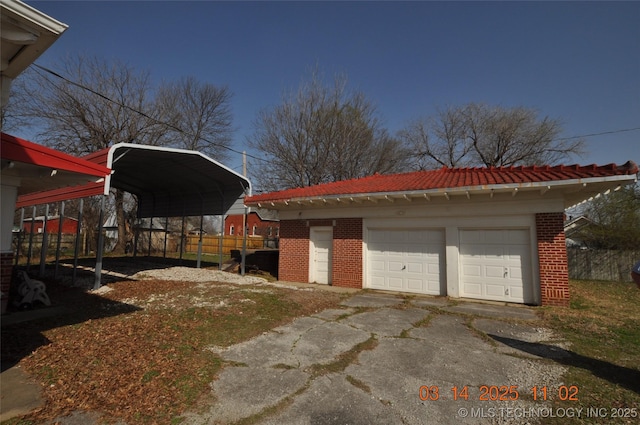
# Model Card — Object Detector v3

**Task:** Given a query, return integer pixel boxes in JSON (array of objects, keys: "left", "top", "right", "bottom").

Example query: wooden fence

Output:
[
  {"left": 567, "top": 248, "right": 640, "bottom": 282},
  {"left": 180, "top": 235, "right": 267, "bottom": 256}
]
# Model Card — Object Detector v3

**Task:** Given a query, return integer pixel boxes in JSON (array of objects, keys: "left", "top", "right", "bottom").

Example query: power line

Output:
[
  {"left": 556, "top": 127, "right": 640, "bottom": 141},
  {"left": 31, "top": 63, "right": 270, "bottom": 164},
  {"left": 29, "top": 63, "right": 639, "bottom": 163}
]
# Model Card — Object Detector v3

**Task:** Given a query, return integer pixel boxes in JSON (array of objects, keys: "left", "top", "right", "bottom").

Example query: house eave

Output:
[{"left": 246, "top": 174, "right": 638, "bottom": 210}]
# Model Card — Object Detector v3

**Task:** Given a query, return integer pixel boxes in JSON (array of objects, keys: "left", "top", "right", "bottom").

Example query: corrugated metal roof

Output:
[
  {"left": 245, "top": 161, "right": 639, "bottom": 208},
  {"left": 1, "top": 132, "right": 111, "bottom": 196},
  {"left": 15, "top": 142, "right": 251, "bottom": 218}
]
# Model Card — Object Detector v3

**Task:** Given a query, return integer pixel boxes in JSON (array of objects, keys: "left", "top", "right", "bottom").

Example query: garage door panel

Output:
[
  {"left": 486, "top": 284, "right": 506, "bottom": 297},
  {"left": 463, "top": 282, "right": 482, "bottom": 296},
  {"left": 460, "top": 229, "right": 531, "bottom": 304},
  {"left": 407, "top": 262, "right": 423, "bottom": 273},
  {"left": 485, "top": 265, "right": 505, "bottom": 278},
  {"left": 367, "top": 229, "right": 445, "bottom": 295},
  {"left": 388, "top": 276, "right": 403, "bottom": 289}
]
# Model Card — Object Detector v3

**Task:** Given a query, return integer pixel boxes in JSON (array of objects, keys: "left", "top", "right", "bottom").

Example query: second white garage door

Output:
[
  {"left": 459, "top": 229, "right": 532, "bottom": 303},
  {"left": 367, "top": 229, "right": 445, "bottom": 295}
]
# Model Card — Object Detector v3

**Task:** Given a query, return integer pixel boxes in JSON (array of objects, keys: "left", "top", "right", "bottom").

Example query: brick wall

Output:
[
  {"left": 278, "top": 220, "right": 310, "bottom": 282},
  {"left": 536, "top": 212, "right": 570, "bottom": 306},
  {"left": 278, "top": 218, "right": 364, "bottom": 288},
  {"left": 332, "top": 218, "right": 363, "bottom": 288},
  {"left": 1, "top": 252, "right": 14, "bottom": 313}
]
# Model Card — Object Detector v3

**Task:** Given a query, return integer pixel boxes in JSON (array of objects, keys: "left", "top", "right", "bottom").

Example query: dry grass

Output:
[
  {"left": 538, "top": 280, "right": 640, "bottom": 423},
  {"left": 2, "top": 279, "right": 345, "bottom": 425}
]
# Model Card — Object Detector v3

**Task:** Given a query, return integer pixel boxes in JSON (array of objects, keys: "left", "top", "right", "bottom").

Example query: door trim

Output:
[{"left": 309, "top": 226, "right": 333, "bottom": 284}]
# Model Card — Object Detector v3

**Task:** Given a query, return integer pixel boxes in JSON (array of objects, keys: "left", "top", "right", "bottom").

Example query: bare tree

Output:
[
  {"left": 399, "top": 107, "right": 474, "bottom": 169},
  {"left": 249, "top": 70, "right": 409, "bottom": 191},
  {"left": 14, "top": 55, "right": 164, "bottom": 154},
  {"left": 8, "top": 55, "right": 167, "bottom": 252},
  {"left": 155, "top": 76, "right": 233, "bottom": 162},
  {"left": 576, "top": 183, "right": 640, "bottom": 250},
  {"left": 401, "top": 103, "right": 584, "bottom": 169}
]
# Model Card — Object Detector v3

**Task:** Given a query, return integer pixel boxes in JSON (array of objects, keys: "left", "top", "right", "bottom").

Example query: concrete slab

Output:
[
  {"left": 341, "top": 308, "right": 430, "bottom": 337},
  {"left": 184, "top": 367, "right": 309, "bottom": 424},
  {"left": 340, "top": 293, "right": 404, "bottom": 308},
  {"left": 312, "top": 307, "right": 354, "bottom": 321},
  {"left": 442, "top": 302, "right": 539, "bottom": 321},
  {"left": 260, "top": 374, "right": 404, "bottom": 425},
  {"left": 0, "top": 365, "right": 43, "bottom": 423},
  {"left": 293, "top": 321, "right": 372, "bottom": 369},
  {"left": 473, "top": 318, "right": 572, "bottom": 359},
  {"left": 410, "top": 297, "right": 450, "bottom": 308}
]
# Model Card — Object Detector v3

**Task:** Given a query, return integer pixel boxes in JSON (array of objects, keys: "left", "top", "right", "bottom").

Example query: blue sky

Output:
[{"left": 26, "top": 1, "right": 640, "bottom": 174}]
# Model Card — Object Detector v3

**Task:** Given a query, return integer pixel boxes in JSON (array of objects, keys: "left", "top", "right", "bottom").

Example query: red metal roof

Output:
[
  {"left": 1, "top": 132, "right": 111, "bottom": 198},
  {"left": 246, "top": 161, "right": 639, "bottom": 204}
]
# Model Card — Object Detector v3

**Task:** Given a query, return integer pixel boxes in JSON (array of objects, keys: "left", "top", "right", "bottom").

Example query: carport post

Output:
[
  {"left": 54, "top": 201, "right": 65, "bottom": 279},
  {"left": 94, "top": 194, "right": 106, "bottom": 289},
  {"left": 163, "top": 215, "right": 169, "bottom": 258},
  {"left": 196, "top": 213, "right": 203, "bottom": 269},
  {"left": 148, "top": 217, "right": 153, "bottom": 256},
  {"left": 38, "top": 204, "right": 49, "bottom": 277},
  {"left": 179, "top": 214, "right": 185, "bottom": 263},
  {"left": 15, "top": 208, "right": 24, "bottom": 265},
  {"left": 26, "top": 206, "right": 36, "bottom": 271},
  {"left": 72, "top": 198, "right": 83, "bottom": 285},
  {"left": 241, "top": 206, "right": 247, "bottom": 276}
]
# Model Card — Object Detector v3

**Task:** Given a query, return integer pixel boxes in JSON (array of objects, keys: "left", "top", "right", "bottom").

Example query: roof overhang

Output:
[
  {"left": 16, "top": 143, "right": 252, "bottom": 218},
  {"left": 1, "top": 132, "right": 111, "bottom": 195},
  {"left": 246, "top": 174, "right": 638, "bottom": 211},
  {"left": 1, "top": 0, "right": 68, "bottom": 106}
]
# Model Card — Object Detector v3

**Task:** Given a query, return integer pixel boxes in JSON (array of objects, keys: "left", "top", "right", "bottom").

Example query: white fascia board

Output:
[{"left": 1, "top": 0, "right": 68, "bottom": 35}]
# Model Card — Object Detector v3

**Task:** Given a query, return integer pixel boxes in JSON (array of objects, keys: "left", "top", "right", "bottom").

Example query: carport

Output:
[{"left": 15, "top": 143, "right": 251, "bottom": 288}]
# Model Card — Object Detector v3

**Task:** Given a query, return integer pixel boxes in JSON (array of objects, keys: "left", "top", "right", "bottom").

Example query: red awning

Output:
[{"left": 1, "top": 132, "right": 111, "bottom": 198}]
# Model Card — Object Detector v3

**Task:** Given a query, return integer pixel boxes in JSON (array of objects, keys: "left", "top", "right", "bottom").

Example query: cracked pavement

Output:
[{"left": 182, "top": 293, "right": 567, "bottom": 425}]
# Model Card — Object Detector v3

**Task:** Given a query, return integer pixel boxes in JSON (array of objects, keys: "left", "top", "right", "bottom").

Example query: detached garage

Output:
[{"left": 245, "top": 162, "right": 638, "bottom": 306}]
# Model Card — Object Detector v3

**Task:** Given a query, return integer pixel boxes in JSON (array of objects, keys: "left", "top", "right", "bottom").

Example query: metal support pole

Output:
[
  {"left": 147, "top": 217, "right": 153, "bottom": 257},
  {"left": 179, "top": 214, "right": 185, "bottom": 263},
  {"left": 133, "top": 218, "right": 139, "bottom": 258},
  {"left": 72, "top": 198, "right": 83, "bottom": 285},
  {"left": 197, "top": 213, "right": 203, "bottom": 269},
  {"left": 54, "top": 201, "right": 65, "bottom": 279},
  {"left": 39, "top": 204, "right": 49, "bottom": 277},
  {"left": 163, "top": 215, "right": 169, "bottom": 258},
  {"left": 219, "top": 195, "right": 225, "bottom": 271},
  {"left": 94, "top": 195, "right": 106, "bottom": 290},
  {"left": 15, "top": 208, "right": 24, "bottom": 265},
  {"left": 26, "top": 206, "right": 36, "bottom": 271},
  {"left": 241, "top": 206, "right": 247, "bottom": 276}
]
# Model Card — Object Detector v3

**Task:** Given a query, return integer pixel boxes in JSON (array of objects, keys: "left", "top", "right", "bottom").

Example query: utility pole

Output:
[{"left": 241, "top": 151, "right": 248, "bottom": 276}]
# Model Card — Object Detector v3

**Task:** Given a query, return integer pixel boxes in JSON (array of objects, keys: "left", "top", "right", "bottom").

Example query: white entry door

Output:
[
  {"left": 367, "top": 228, "right": 445, "bottom": 295},
  {"left": 310, "top": 227, "right": 332, "bottom": 284},
  {"left": 459, "top": 229, "right": 532, "bottom": 303}
]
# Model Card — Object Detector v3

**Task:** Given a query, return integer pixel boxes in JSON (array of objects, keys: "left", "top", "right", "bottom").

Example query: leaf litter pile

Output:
[{"left": 3, "top": 277, "right": 345, "bottom": 424}]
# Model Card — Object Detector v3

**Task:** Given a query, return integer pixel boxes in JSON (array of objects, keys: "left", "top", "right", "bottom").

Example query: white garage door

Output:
[
  {"left": 367, "top": 229, "right": 445, "bottom": 295},
  {"left": 459, "top": 229, "right": 532, "bottom": 303}
]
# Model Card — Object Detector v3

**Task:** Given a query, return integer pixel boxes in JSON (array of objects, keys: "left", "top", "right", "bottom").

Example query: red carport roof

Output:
[{"left": 1, "top": 132, "right": 111, "bottom": 196}]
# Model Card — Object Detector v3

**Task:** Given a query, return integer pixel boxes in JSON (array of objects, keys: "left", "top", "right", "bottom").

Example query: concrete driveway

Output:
[{"left": 182, "top": 293, "right": 568, "bottom": 425}]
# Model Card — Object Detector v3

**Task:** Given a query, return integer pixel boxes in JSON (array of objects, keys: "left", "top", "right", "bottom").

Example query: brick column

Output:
[
  {"left": 332, "top": 218, "right": 363, "bottom": 289},
  {"left": 1, "top": 252, "right": 13, "bottom": 314},
  {"left": 536, "top": 213, "right": 570, "bottom": 307},
  {"left": 278, "top": 220, "right": 310, "bottom": 282}
]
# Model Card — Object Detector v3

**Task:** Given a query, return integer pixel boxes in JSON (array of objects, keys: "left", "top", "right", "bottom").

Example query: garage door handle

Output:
[
  {"left": 504, "top": 268, "right": 508, "bottom": 278},
  {"left": 402, "top": 265, "right": 406, "bottom": 270}
]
